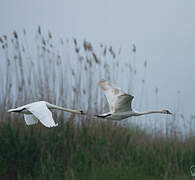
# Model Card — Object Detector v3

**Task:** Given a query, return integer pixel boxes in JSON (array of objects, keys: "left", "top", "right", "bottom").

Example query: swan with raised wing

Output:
[{"left": 96, "top": 79, "right": 172, "bottom": 120}]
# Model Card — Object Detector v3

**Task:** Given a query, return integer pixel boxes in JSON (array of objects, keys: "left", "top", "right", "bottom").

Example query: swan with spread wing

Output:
[
  {"left": 8, "top": 101, "right": 85, "bottom": 128},
  {"left": 96, "top": 79, "right": 172, "bottom": 120}
]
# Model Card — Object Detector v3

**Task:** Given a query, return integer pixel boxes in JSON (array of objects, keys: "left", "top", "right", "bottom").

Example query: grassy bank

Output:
[{"left": 0, "top": 117, "right": 194, "bottom": 179}]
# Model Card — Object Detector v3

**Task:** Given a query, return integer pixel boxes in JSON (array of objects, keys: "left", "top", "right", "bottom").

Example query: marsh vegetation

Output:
[{"left": 0, "top": 28, "right": 194, "bottom": 179}]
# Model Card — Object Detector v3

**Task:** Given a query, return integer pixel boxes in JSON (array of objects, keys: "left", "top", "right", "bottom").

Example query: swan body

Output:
[
  {"left": 97, "top": 79, "right": 172, "bottom": 120},
  {"left": 8, "top": 101, "right": 85, "bottom": 128}
]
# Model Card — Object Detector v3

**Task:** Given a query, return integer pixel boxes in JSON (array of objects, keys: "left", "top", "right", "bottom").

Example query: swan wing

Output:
[
  {"left": 24, "top": 114, "right": 39, "bottom": 125},
  {"left": 114, "top": 94, "right": 134, "bottom": 112},
  {"left": 98, "top": 79, "right": 134, "bottom": 112},
  {"left": 26, "top": 102, "right": 57, "bottom": 128}
]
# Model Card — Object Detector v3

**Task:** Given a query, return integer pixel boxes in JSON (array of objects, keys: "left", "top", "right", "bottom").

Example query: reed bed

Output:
[
  {"left": 0, "top": 28, "right": 195, "bottom": 179},
  {"left": 0, "top": 28, "right": 136, "bottom": 115}
]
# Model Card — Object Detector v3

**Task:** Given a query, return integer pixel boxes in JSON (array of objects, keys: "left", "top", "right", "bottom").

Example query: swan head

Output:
[
  {"left": 161, "top": 109, "right": 172, "bottom": 115},
  {"left": 80, "top": 110, "right": 86, "bottom": 115}
]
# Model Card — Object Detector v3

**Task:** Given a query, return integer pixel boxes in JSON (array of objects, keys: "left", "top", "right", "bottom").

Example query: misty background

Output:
[{"left": 1, "top": 0, "right": 195, "bottom": 134}]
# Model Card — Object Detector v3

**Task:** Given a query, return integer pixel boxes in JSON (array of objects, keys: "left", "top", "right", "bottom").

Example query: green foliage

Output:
[{"left": 0, "top": 119, "right": 194, "bottom": 179}]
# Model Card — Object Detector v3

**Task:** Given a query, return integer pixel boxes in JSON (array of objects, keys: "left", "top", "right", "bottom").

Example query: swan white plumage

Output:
[
  {"left": 8, "top": 101, "right": 85, "bottom": 128},
  {"left": 96, "top": 79, "right": 172, "bottom": 120}
]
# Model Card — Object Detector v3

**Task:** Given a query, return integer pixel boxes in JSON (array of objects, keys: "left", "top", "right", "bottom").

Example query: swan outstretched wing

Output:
[
  {"left": 98, "top": 79, "right": 134, "bottom": 112},
  {"left": 26, "top": 102, "right": 57, "bottom": 128},
  {"left": 24, "top": 114, "right": 39, "bottom": 125},
  {"left": 114, "top": 94, "right": 134, "bottom": 112}
]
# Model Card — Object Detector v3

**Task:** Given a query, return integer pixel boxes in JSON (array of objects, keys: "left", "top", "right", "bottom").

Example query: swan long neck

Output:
[
  {"left": 135, "top": 110, "right": 164, "bottom": 116},
  {"left": 47, "top": 103, "right": 81, "bottom": 114}
]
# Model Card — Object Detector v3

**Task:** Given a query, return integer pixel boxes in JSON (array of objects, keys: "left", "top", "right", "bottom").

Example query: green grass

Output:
[{"left": 0, "top": 117, "right": 194, "bottom": 179}]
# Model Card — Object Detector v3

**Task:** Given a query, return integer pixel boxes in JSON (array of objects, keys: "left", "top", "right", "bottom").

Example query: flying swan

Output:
[
  {"left": 8, "top": 101, "right": 85, "bottom": 128},
  {"left": 96, "top": 79, "right": 172, "bottom": 120}
]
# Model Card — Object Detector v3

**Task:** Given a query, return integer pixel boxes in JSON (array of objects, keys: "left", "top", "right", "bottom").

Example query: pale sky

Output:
[{"left": 1, "top": 0, "right": 195, "bottom": 118}]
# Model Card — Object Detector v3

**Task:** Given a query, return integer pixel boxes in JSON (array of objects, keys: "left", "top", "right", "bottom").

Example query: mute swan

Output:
[
  {"left": 8, "top": 101, "right": 85, "bottom": 127},
  {"left": 96, "top": 79, "right": 172, "bottom": 120}
]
